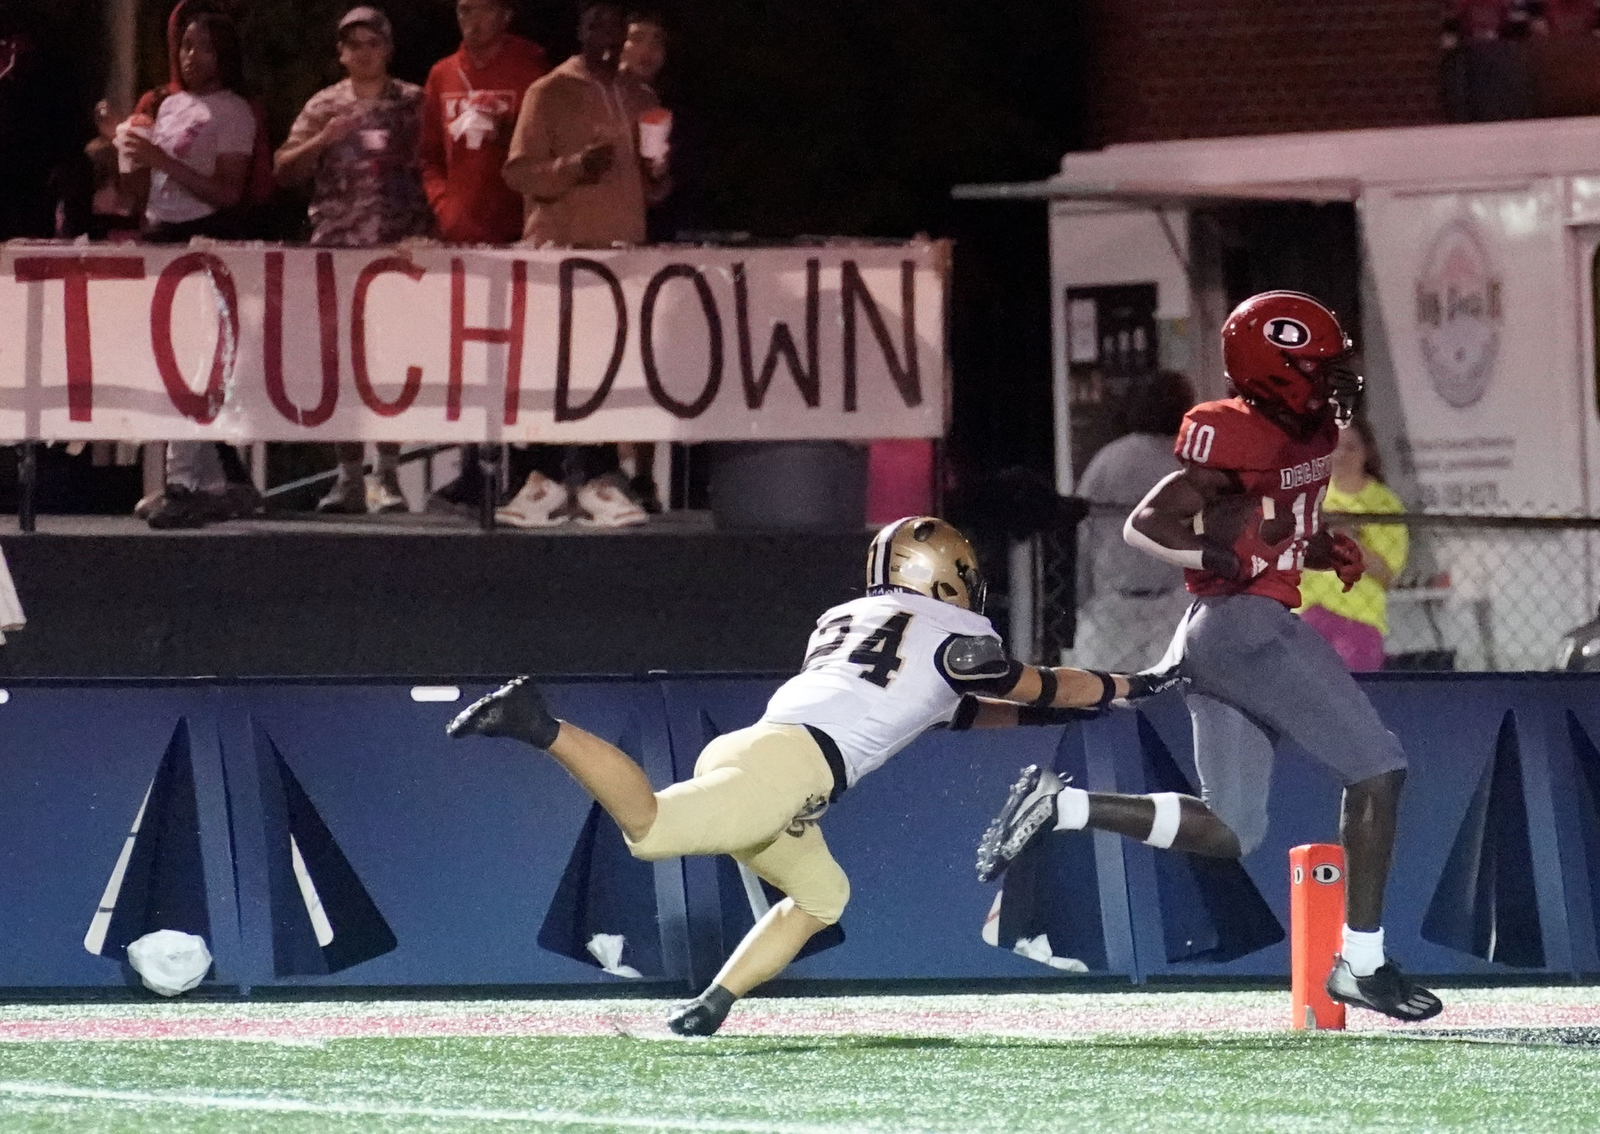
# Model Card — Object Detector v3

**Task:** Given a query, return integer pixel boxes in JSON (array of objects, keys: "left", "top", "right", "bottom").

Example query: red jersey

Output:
[
  {"left": 1174, "top": 397, "right": 1338, "bottom": 608},
  {"left": 420, "top": 35, "right": 549, "bottom": 243}
]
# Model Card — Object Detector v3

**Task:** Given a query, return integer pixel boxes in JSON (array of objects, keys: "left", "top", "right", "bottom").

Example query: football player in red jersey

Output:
[{"left": 979, "top": 291, "right": 1440, "bottom": 1022}]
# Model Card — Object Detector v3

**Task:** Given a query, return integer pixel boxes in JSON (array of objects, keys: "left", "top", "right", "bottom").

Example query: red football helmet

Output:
[{"left": 1221, "top": 291, "right": 1362, "bottom": 424}]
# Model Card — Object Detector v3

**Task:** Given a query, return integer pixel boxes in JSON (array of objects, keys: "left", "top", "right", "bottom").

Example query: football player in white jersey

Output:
[{"left": 447, "top": 516, "right": 1177, "bottom": 1035}]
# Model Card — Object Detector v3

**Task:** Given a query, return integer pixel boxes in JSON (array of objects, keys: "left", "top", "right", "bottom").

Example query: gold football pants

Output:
[{"left": 624, "top": 722, "right": 850, "bottom": 924}]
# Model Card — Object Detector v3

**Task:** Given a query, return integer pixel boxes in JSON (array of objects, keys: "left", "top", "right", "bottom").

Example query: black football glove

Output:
[{"left": 1119, "top": 664, "right": 1185, "bottom": 703}]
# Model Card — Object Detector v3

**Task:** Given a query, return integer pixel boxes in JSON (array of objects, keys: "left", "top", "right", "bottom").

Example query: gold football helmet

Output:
[{"left": 865, "top": 516, "right": 986, "bottom": 613}]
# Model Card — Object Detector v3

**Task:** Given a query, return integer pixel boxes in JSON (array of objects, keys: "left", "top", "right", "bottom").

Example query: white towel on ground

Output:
[{"left": 0, "top": 544, "right": 25, "bottom": 637}]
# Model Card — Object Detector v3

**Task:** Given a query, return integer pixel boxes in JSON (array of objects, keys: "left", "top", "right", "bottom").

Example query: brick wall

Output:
[{"left": 1088, "top": 0, "right": 1443, "bottom": 145}]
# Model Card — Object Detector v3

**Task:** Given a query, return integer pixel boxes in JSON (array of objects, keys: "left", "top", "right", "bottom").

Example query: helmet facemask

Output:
[
  {"left": 952, "top": 559, "right": 986, "bottom": 616},
  {"left": 1325, "top": 359, "right": 1365, "bottom": 428},
  {"left": 1276, "top": 347, "right": 1362, "bottom": 428}
]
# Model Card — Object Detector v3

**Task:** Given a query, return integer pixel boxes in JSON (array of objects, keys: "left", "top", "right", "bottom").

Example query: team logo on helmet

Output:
[{"left": 1264, "top": 317, "right": 1311, "bottom": 348}]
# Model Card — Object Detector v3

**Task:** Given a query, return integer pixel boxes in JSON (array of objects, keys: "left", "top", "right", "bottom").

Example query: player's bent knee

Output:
[
  {"left": 622, "top": 810, "right": 685, "bottom": 862},
  {"left": 791, "top": 867, "right": 850, "bottom": 926},
  {"left": 1348, "top": 766, "right": 1406, "bottom": 803},
  {"left": 622, "top": 827, "right": 670, "bottom": 862}
]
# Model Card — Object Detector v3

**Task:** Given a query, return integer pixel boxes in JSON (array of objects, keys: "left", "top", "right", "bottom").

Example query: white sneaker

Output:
[
  {"left": 315, "top": 476, "right": 367, "bottom": 515},
  {"left": 574, "top": 474, "right": 647, "bottom": 528},
  {"left": 366, "top": 475, "right": 408, "bottom": 514},
  {"left": 496, "top": 472, "right": 571, "bottom": 528}
]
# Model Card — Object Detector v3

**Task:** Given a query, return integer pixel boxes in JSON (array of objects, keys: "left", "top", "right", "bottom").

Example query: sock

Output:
[
  {"left": 1142, "top": 792, "right": 1182, "bottom": 849},
  {"left": 699, "top": 983, "right": 736, "bottom": 1014},
  {"left": 1053, "top": 786, "right": 1090, "bottom": 831},
  {"left": 1341, "top": 925, "right": 1385, "bottom": 977},
  {"left": 668, "top": 982, "right": 737, "bottom": 1036}
]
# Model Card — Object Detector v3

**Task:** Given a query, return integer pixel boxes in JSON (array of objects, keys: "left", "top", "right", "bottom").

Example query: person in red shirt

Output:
[
  {"left": 419, "top": 0, "right": 547, "bottom": 244},
  {"left": 419, "top": 0, "right": 548, "bottom": 513},
  {"left": 978, "top": 291, "right": 1441, "bottom": 1024}
]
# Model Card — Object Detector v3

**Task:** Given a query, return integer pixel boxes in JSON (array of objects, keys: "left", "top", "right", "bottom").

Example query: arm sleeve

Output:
[
  {"left": 280, "top": 95, "right": 330, "bottom": 154},
  {"left": 418, "top": 70, "right": 449, "bottom": 212},
  {"left": 933, "top": 634, "right": 1024, "bottom": 696},
  {"left": 502, "top": 82, "right": 585, "bottom": 200}
]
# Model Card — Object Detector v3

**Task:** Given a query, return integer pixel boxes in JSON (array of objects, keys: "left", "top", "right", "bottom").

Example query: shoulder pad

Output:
[
  {"left": 943, "top": 635, "right": 1010, "bottom": 678},
  {"left": 1177, "top": 399, "right": 1282, "bottom": 472}
]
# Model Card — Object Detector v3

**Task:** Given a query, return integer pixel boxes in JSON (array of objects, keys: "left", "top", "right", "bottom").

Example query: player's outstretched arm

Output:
[
  {"left": 957, "top": 664, "right": 1172, "bottom": 730},
  {"left": 999, "top": 664, "right": 1126, "bottom": 710},
  {"left": 1124, "top": 466, "right": 1242, "bottom": 577},
  {"left": 936, "top": 633, "right": 1182, "bottom": 735}
]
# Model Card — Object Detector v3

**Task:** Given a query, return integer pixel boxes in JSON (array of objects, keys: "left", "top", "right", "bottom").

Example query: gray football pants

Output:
[{"left": 1165, "top": 594, "right": 1408, "bottom": 855}]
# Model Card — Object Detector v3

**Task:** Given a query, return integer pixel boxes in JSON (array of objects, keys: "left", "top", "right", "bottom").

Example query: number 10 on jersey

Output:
[{"left": 1274, "top": 485, "right": 1328, "bottom": 570}]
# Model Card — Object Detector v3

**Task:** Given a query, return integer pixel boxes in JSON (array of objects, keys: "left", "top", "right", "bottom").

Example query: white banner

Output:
[
  {"left": 0, "top": 241, "right": 948, "bottom": 443},
  {"left": 1362, "top": 185, "right": 1583, "bottom": 513}
]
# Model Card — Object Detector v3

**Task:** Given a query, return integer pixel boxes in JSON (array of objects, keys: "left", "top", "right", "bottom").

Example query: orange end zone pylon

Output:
[{"left": 1289, "top": 843, "right": 1346, "bottom": 1031}]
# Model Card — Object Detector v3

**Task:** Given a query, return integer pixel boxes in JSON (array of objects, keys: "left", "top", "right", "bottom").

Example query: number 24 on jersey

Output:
[{"left": 802, "top": 612, "right": 911, "bottom": 688}]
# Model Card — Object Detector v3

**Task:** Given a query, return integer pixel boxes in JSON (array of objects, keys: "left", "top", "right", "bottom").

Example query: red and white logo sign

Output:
[{"left": 1415, "top": 218, "right": 1503, "bottom": 409}]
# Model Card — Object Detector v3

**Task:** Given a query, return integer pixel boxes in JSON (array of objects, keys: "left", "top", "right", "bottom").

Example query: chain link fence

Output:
[{"left": 1013, "top": 506, "right": 1600, "bottom": 673}]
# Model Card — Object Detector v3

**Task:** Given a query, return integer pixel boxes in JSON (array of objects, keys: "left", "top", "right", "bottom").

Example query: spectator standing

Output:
[
  {"left": 616, "top": 8, "right": 672, "bottom": 513},
  {"left": 505, "top": 0, "right": 664, "bottom": 247},
  {"left": 420, "top": 0, "right": 546, "bottom": 243},
  {"left": 418, "top": 0, "right": 548, "bottom": 515},
  {"left": 1066, "top": 371, "right": 1195, "bottom": 672},
  {"left": 130, "top": 2, "right": 277, "bottom": 231},
  {"left": 497, "top": 0, "right": 666, "bottom": 527},
  {"left": 119, "top": 11, "right": 254, "bottom": 241},
  {"left": 82, "top": 101, "right": 141, "bottom": 241},
  {"left": 119, "top": 9, "right": 262, "bottom": 529},
  {"left": 621, "top": 9, "right": 667, "bottom": 88},
  {"left": 275, "top": 6, "right": 431, "bottom": 515},
  {"left": 1297, "top": 416, "right": 1408, "bottom": 672}
]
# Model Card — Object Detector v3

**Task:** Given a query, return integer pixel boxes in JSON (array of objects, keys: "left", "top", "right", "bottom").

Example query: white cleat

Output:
[{"left": 976, "top": 764, "right": 1065, "bottom": 882}]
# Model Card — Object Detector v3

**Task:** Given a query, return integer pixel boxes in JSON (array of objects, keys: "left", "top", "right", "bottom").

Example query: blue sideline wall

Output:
[{"left": 3, "top": 674, "right": 1600, "bottom": 994}]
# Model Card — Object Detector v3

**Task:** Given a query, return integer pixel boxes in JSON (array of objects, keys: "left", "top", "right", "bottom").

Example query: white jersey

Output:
[{"left": 762, "top": 591, "right": 1011, "bottom": 786}]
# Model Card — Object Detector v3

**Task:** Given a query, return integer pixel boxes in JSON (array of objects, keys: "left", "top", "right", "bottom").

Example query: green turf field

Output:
[{"left": 2, "top": 990, "right": 1599, "bottom": 1131}]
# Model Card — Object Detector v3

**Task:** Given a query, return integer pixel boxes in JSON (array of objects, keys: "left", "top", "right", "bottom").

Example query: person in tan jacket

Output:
[
  {"left": 502, "top": 0, "right": 666, "bottom": 248},
  {"left": 496, "top": 0, "right": 668, "bottom": 529}
]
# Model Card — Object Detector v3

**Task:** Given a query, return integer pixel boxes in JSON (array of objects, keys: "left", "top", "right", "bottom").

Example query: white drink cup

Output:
[
  {"left": 638, "top": 108, "right": 672, "bottom": 162},
  {"left": 115, "top": 123, "right": 153, "bottom": 174}
]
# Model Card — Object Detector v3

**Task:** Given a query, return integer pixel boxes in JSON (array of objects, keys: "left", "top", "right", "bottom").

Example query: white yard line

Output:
[{"left": 0, "top": 1080, "right": 906, "bottom": 1134}]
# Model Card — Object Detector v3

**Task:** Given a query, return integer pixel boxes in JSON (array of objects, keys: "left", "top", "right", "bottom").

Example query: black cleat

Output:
[
  {"left": 1325, "top": 955, "right": 1443, "bottom": 1022},
  {"left": 667, "top": 984, "right": 735, "bottom": 1037},
  {"left": 976, "top": 764, "right": 1065, "bottom": 883},
  {"left": 446, "top": 676, "right": 561, "bottom": 749}
]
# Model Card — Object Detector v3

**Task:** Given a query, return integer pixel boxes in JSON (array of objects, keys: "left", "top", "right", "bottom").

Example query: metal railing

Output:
[{"left": 1022, "top": 505, "right": 1600, "bottom": 673}]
